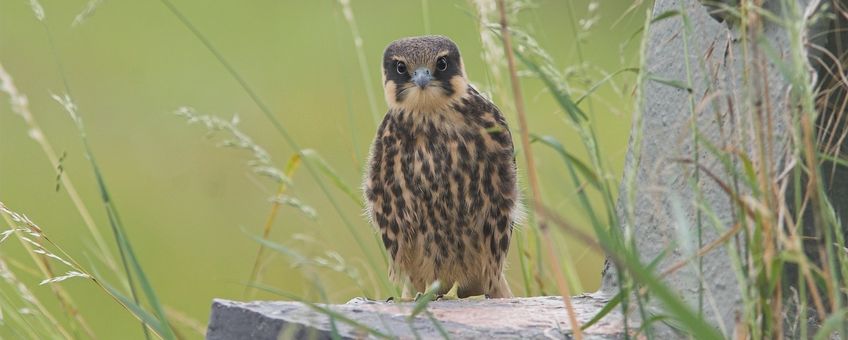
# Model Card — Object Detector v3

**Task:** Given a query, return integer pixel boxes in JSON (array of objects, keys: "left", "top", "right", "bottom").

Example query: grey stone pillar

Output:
[{"left": 600, "top": 0, "right": 839, "bottom": 336}]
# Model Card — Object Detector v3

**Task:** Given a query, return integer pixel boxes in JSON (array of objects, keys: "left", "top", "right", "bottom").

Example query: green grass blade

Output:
[
  {"left": 581, "top": 291, "right": 623, "bottom": 331},
  {"left": 407, "top": 282, "right": 440, "bottom": 320},
  {"left": 631, "top": 8, "right": 683, "bottom": 39},
  {"left": 515, "top": 232, "right": 533, "bottom": 296},
  {"left": 531, "top": 134, "right": 601, "bottom": 189},
  {"left": 25, "top": 7, "right": 151, "bottom": 336},
  {"left": 270, "top": 196, "right": 317, "bottom": 220},
  {"left": 300, "top": 149, "right": 364, "bottom": 208},
  {"left": 620, "top": 254, "right": 723, "bottom": 339},
  {"left": 645, "top": 74, "right": 693, "bottom": 93},
  {"left": 575, "top": 68, "right": 639, "bottom": 105},
  {"left": 157, "top": 1, "right": 385, "bottom": 287},
  {"left": 582, "top": 249, "right": 670, "bottom": 333},
  {"left": 245, "top": 230, "right": 310, "bottom": 264},
  {"left": 515, "top": 47, "right": 619, "bottom": 227},
  {"left": 624, "top": 10, "right": 682, "bottom": 53},
  {"left": 651, "top": 10, "right": 682, "bottom": 23},
  {"left": 247, "top": 283, "right": 394, "bottom": 339},
  {"left": 813, "top": 309, "right": 848, "bottom": 340},
  {"left": 98, "top": 275, "right": 169, "bottom": 338},
  {"left": 55, "top": 94, "right": 175, "bottom": 339},
  {"left": 109, "top": 211, "right": 175, "bottom": 338},
  {"left": 514, "top": 51, "right": 586, "bottom": 123}
]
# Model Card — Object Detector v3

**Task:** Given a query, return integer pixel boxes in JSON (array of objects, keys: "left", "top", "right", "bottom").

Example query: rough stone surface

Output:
[{"left": 206, "top": 294, "right": 631, "bottom": 339}]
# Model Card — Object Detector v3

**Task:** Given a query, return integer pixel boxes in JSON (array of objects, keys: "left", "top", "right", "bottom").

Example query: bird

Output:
[{"left": 363, "top": 35, "right": 519, "bottom": 299}]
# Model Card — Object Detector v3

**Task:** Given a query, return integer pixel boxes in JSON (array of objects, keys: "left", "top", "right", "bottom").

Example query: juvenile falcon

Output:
[{"left": 364, "top": 35, "right": 519, "bottom": 299}]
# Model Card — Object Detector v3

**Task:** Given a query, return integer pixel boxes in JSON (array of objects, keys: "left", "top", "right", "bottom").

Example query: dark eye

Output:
[
  {"left": 396, "top": 61, "right": 407, "bottom": 74},
  {"left": 436, "top": 57, "right": 448, "bottom": 71}
]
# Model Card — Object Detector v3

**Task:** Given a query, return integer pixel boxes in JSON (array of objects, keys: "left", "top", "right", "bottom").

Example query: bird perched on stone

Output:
[{"left": 364, "top": 36, "right": 519, "bottom": 299}]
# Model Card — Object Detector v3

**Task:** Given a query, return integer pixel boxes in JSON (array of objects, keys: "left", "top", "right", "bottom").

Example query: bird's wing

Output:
[{"left": 467, "top": 86, "right": 516, "bottom": 158}]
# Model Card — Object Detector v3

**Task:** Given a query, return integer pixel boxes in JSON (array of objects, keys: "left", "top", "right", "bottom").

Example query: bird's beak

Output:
[{"left": 412, "top": 67, "right": 432, "bottom": 88}]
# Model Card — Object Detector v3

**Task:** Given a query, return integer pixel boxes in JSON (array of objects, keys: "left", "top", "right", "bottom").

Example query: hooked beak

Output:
[{"left": 412, "top": 67, "right": 432, "bottom": 88}]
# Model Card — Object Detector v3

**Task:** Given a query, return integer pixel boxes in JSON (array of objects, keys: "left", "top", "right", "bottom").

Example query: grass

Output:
[
  {"left": 1, "top": 0, "right": 847, "bottom": 339},
  {"left": 494, "top": 0, "right": 584, "bottom": 337}
]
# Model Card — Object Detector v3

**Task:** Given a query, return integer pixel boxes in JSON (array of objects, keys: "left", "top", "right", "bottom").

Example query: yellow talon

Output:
[
  {"left": 464, "top": 294, "right": 487, "bottom": 300},
  {"left": 437, "top": 282, "right": 461, "bottom": 301}
]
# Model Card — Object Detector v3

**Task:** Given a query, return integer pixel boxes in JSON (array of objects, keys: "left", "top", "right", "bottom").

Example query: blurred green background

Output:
[{"left": 0, "top": 0, "right": 646, "bottom": 338}]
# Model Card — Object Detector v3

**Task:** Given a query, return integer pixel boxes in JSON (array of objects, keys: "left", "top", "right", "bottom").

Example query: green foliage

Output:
[
  {"left": 1, "top": 0, "right": 846, "bottom": 339},
  {"left": 57, "top": 93, "right": 176, "bottom": 339}
]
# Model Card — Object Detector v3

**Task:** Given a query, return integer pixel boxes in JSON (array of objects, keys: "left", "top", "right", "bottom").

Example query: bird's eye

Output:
[
  {"left": 396, "top": 62, "right": 407, "bottom": 75},
  {"left": 436, "top": 57, "right": 448, "bottom": 71}
]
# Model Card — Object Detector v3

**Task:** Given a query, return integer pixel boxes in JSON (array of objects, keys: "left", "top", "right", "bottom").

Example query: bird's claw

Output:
[
  {"left": 386, "top": 283, "right": 492, "bottom": 302},
  {"left": 435, "top": 282, "right": 461, "bottom": 301},
  {"left": 385, "top": 292, "right": 424, "bottom": 303}
]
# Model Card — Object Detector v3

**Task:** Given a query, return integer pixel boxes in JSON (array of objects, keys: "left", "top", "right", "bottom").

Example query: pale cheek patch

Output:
[
  {"left": 384, "top": 81, "right": 399, "bottom": 107},
  {"left": 449, "top": 76, "right": 469, "bottom": 100}
]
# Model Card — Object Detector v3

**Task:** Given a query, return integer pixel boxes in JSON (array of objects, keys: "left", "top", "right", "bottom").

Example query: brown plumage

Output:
[{"left": 364, "top": 36, "right": 519, "bottom": 298}]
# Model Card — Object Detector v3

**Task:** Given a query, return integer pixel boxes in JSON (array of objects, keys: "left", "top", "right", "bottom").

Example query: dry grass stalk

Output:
[
  {"left": 494, "top": 0, "right": 582, "bottom": 338},
  {"left": 0, "top": 62, "right": 117, "bottom": 273}
]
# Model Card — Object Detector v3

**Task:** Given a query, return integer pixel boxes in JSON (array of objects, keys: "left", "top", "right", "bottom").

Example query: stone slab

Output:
[{"left": 206, "top": 294, "right": 630, "bottom": 339}]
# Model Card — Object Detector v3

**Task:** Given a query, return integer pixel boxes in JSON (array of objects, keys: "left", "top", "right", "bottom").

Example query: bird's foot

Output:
[
  {"left": 386, "top": 292, "right": 425, "bottom": 303},
  {"left": 461, "top": 294, "right": 489, "bottom": 300},
  {"left": 435, "top": 282, "right": 461, "bottom": 301},
  {"left": 434, "top": 282, "right": 492, "bottom": 300}
]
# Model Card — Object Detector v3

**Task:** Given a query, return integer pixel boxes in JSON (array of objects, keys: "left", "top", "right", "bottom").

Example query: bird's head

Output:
[{"left": 381, "top": 35, "right": 468, "bottom": 113}]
